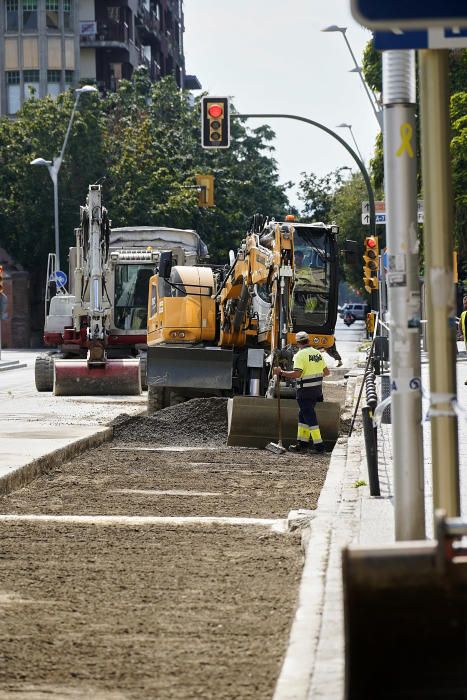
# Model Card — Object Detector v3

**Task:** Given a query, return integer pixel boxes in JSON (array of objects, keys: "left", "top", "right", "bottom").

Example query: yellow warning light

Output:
[
  {"left": 147, "top": 246, "right": 153, "bottom": 251},
  {"left": 285, "top": 215, "right": 295, "bottom": 221}
]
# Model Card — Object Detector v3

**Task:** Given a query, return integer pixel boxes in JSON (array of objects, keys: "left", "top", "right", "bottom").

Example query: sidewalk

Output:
[
  {"left": 0, "top": 349, "right": 146, "bottom": 495},
  {"left": 274, "top": 348, "right": 467, "bottom": 700}
]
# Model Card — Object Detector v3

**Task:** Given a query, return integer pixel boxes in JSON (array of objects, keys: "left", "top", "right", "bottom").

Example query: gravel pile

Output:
[{"left": 113, "top": 397, "right": 228, "bottom": 447}]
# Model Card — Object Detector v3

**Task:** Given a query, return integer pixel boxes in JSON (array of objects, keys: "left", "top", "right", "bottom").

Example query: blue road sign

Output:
[
  {"left": 374, "top": 27, "right": 467, "bottom": 50},
  {"left": 351, "top": 0, "right": 467, "bottom": 30},
  {"left": 51, "top": 270, "right": 67, "bottom": 288}
]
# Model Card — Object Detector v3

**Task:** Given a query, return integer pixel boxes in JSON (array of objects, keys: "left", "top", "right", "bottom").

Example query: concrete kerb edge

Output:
[
  {"left": 272, "top": 376, "right": 359, "bottom": 700},
  {"left": 0, "top": 362, "right": 28, "bottom": 372},
  {"left": 0, "top": 427, "right": 114, "bottom": 497}
]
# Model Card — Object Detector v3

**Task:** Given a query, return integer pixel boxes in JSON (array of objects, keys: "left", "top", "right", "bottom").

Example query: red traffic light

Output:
[
  {"left": 208, "top": 104, "right": 223, "bottom": 119},
  {"left": 367, "top": 237, "right": 377, "bottom": 248}
]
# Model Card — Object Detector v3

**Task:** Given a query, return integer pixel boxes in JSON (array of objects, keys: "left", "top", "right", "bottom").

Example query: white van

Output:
[{"left": 340, "top": 303, "right": 369, "bottom": 321}]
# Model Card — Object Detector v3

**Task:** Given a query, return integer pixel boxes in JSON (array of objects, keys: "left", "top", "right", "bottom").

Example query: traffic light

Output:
[
  {"left": 201, "top": 97, "right": 230, "bottom": 148},
  {"left": 195, "top": 174, "right": 214, "bottom": 207},
  {"left": 0, "top": 265, "right": 3, "bottom": 294},
  {"left": 363, "top": 236, "right": 379, "bottom": 293}
]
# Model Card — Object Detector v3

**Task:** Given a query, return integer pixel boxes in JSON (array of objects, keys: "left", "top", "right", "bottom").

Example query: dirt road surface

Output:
[{"left": 0, "top": 386, "right": 346, "bottom": 699}]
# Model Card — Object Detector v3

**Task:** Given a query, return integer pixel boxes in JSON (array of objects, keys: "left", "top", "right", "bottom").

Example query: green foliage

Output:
[
  {"left": 0, "top": 88, "right": 105, "bottom": 268},
  {"left": 362, "top": 42, "right": 382, "bottom": 95},
  {"left": 298, "top": 168, "right": 351, "bottom": 222},
  {"left": 0, "top": 72, "right": 289, "bottom": 274},
  {"left": 451, "top": 90, "right": 467, "bottom": 275}
]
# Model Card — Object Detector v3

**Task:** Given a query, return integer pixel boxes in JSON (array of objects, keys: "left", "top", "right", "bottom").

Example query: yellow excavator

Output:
[{"left": 146, "top": 214, "right": 340, "bottom": 446}]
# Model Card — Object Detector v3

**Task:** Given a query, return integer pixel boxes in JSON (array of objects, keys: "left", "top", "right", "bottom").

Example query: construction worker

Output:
[
  {"left": 459, "top": 296, "right": 467, "bottom": 386},
  {"left": 459, "top": 296, "right": 467, "bottom": 353},
  {"left": 325, "top": 340, "right": 343, "bottom": 367},
  {"left": 274, "top": 331, "right": 330, "bottom": 453}
]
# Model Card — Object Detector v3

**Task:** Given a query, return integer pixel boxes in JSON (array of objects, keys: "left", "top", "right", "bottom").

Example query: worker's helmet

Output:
[{"left": 295, "top": 331, "right": 309, "bottom": 344}]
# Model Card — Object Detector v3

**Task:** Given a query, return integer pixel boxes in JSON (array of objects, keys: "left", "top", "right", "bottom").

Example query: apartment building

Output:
[{"left": 0, "top": 0, "right": 198, "bottom": 115}]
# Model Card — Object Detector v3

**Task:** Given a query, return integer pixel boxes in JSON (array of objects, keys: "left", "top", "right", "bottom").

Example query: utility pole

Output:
[
  {"left": 419, "top": 49, "right": 460, "bottom": 518},
  {"left": 382, "top": 50, "right": 425, "bottom": 540}
]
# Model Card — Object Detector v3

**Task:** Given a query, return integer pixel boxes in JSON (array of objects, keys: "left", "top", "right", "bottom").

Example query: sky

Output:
[{"left": 183, "top": 0, "right": 380, "bottom": 209}]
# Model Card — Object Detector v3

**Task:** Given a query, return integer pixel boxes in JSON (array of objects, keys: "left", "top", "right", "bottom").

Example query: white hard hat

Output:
[{"left": 295, "top": 331, "right": 309, "bottom": 343}]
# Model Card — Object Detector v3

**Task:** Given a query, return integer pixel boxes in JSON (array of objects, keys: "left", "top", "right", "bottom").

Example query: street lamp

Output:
[
  {"left": 336, "top": 123, "right": 365, "bottom": 163},
  {"left": 322, "top": 25, "right": 382, "bottom": 128},
  {"left": 30, "top": 84, "right": 98, "bottom": 270}
]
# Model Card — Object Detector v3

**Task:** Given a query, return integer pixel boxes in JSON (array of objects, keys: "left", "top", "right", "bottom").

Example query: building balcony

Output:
[
  {"left": 136, "top": 6, "right": 162, "bottom": 43},
  {"left": 80, "top": 20, "right": 130, "bottom": 50}
]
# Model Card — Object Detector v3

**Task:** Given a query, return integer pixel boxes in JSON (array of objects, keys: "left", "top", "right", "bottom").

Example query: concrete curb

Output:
[
  {"left": 0, "top": 361, "right": 27, "bottom": 372},
  {"left": 0, "top": 426, "right": 113, "bottom": 497},
  {"left": 272, "top": 375, "right": 361, "bottom": 700}
]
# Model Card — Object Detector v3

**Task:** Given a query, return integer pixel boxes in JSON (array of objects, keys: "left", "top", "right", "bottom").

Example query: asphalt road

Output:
[{"left": 0, "top": 349, "right": 147, "bottom": 426}]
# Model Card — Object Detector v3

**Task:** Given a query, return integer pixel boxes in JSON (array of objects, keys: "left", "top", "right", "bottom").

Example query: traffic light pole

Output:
[
  {"left": 382, "top": 50, "right": 425, "bottom": 540},
  {"left": 237, "top": 114, "right": 376, "bottom": 239}
]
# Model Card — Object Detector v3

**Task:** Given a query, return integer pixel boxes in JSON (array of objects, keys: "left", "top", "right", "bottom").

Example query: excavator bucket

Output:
[
  {"left": 227, "top": 397, "right": 340, "bottom": 448},
  {"left": 53, "top": 359, "right": 141, "bottom": 396},
  {"left": 343, "top": 517, "right": 467, "bottom": 699}
]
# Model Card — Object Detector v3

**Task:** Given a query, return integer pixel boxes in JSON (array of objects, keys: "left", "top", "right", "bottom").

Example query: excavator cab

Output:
[{"left": 146, "top": 253, "right": 233, "bottom": 396}]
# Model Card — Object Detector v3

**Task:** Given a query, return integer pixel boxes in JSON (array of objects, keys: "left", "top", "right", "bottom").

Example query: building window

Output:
[
  {"left": 6, "top": 0, "right": 19, "bottom": 31},
  {"left": 6, "top": 71, "right": 20, "bottom": 114},
  {"left": 23, "top": 0, "right": 38, "bottom": 31},
  {"left": 47, "top": 69, "right": 61, "bottom": 98},
  {"left": 64, "top": 70, "right": 74, "bottom": 88},
  {"left": 23, "top": 69, "right": 39, "bottom": 99},
  {"left": 63, "top": 0, "right": 72, "bottom": 31},
  {"left": 46, "top": 0, "right": 59, "bottom": 29}
]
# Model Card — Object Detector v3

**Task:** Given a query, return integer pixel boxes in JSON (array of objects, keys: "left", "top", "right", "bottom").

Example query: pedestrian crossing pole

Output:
[{"left": 383, "top": 50, "right": 425, "bottom": 540}]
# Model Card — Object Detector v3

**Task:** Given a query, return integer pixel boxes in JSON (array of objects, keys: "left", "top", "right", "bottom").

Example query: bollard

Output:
[{"left": 362, "top": 406, "right": 380, "bottom": 496}]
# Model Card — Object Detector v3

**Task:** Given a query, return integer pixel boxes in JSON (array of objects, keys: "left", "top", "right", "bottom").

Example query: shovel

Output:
[{"left": 265, "top": 374, "right": 286, "bottom": 455}]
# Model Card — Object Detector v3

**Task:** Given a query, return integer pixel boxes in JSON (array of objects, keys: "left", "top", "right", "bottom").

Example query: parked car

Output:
[{"left": 340, "top": 303, "right": 369, "bottom": 321}]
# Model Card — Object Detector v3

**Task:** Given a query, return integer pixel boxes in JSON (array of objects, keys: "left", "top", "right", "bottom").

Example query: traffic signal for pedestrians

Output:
[
  {"left": 0, "top": 265, "right": 3, "bottom": 294},
  {"left": 195, "top": 174, "right": 215, "bottom": 207},
  {"left": 363, "top": 236, "right": 379, "bottom": 293},
  {"left": 201, "top": 97, "right": 230, "bottom": 148}
]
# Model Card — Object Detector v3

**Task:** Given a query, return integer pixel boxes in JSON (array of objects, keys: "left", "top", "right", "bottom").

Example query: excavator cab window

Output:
[
  {"left": 114, "top": 264, "right": 154, "bottom": 330},
  {"left": 292, "top": 227, "right": 338, "bottom": 334}
]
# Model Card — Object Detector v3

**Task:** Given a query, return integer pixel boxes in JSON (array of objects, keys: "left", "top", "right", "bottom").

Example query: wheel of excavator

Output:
[
  {"left": 139, "top": 355, "right": 148, "bottom": 391},
  {"left": 34, "top": 353, "right": 54, "bottom": 392},
  {"left": 147, "top": 385, "right": 168, "bottom": 415}
]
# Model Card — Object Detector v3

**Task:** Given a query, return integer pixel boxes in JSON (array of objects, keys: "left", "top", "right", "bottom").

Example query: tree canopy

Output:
[{"left": 0, "top": 72, "right": 290, "bottom": 272}]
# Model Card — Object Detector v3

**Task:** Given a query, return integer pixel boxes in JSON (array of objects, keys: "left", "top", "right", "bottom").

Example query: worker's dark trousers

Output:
[{"left": 297, "top": 393, "right": 324, "bottom": 445}]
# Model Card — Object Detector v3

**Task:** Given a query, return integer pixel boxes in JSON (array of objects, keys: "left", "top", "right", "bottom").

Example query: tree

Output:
[
  {"left": 0, "top": 75, "right": 289, "bottom": 269},
  {"left": 297, "top": 168, "right": 351, "bottom": 223}
]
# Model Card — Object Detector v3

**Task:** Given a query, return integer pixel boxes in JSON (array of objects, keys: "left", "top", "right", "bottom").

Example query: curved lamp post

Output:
[
  {"left": 322, "top": 25, "right": 382, "bottom": 129},
  {"left": 31, "top": 85, "right": 98, "bottom": 269},
  {"left": 336, "top": 123, "right": 364, "bottom": 164},
  {"left": 237, "top": 112, "right": 376, "bottom": 238}
]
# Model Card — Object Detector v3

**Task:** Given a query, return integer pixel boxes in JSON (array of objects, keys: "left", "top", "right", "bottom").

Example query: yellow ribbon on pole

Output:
[{"left": 396, "top": 123, "right": 414, "bottom": 158}]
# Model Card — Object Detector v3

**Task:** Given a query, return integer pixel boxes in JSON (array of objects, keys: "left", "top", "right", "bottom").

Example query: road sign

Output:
[
  {"left": 374, "top": 27, "right": 467, "bottom": 50},
  {"left": 50, "top": 270, "right": 67, "bottom": 288},
  {"left": 361, "top": 200, "right": 424, "bottom": 225},
  {"left": 351, "top": 0, "right": 467, "bottom": 30}
]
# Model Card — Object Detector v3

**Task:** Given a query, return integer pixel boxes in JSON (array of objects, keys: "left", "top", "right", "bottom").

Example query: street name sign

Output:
[
  {"left": 361, "top": 200, "right": 424, "bottom": 225},
  {"left": 351, "top": 0, "right": 467, "bottom": 30},
  {"left": 374, "top": 27, "right": 467, "bottom": 50}
]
